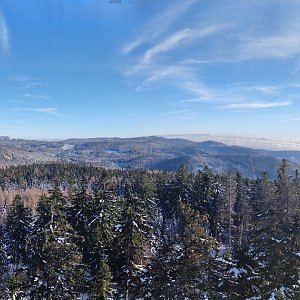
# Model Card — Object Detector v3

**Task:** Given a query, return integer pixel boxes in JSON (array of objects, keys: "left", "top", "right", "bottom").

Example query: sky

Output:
[{"left": 1, "top": 0, "right": 300, "bottom": 140}]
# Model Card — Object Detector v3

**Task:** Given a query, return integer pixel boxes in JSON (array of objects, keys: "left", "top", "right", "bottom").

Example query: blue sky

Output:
[{"left": 1, "top": 0, "right": 300, "bottom": 140}]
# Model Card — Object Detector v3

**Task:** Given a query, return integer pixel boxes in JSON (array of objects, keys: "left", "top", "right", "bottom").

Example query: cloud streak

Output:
[
  {"left": 20, "top": 108, "right": 68, "bottom": 117},
  {"left": 120, "top": 0, "right": 300, "bottom": 117},
  {"left": 143, "top": 25, "right": 226, "bottom": 62},
  {"left": 149, "top": 109, "right": 191, "bottom": 119},
  {"left": 24, "top": 93, "right": 50, "bottom": 100},
  {"left": 238, "top": 34, "right": 300, "bottom": 61},
  {"left": 10, "top": 75, "right": 37, "bottom": 82},
  {"left": 222, "top": 101, "right": 291, "bottom": 110},
  {"left": 121, "top": 0, "right": 200, "bottom": 54},
  {"left": 0, "top": 12, "right": 9, "bottom": 53},
  {"left": 22, "top": 82, "right": 48, "bottom": 89}
]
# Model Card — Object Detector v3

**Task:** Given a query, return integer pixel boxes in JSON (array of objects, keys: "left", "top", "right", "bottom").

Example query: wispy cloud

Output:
[
  {"left": 238, "top": 34, "right": 300, "bottom": 61},
  {"left": 129, "top": 24, "right": 229, "bottom": 78},
  {"left": 222, "top": 101, "right": 291, "bottom": 110},
  {"left": 24, "top": 93, "right": 50, "bottom": 100},
  {"left": 121, "top": 0, "right": 300, "bottom": 116},
  {"left": 174, "top": 82, "right": 298, "bottom": 114},
  {"left": 10, "top": 75, "right": 37, "bottom": 82},
  {"left": 9, "top": 100, "right": 22, "bottom": 104},
  {"left": 0, "top": 12, "right": 9, "bottom": 53},
  {"left": 135, "top": 65, "right": 192, "bottom": 91},
  {"left": 143, "top": 25, "right": 226, "bottom": 63},
  {"left": 121, "top": 0, "right": 200, "bottom": 54},
  {"left": 253, "top": 86, "right": 279, "bottom": 95},
  {"left": 10, "top": 75, "right": 48, "bottom": 90},
  {"left": 181, "top": 34, "right": 300, "bottom": 64},
  {"left": 180, "top": 81, "right": 215, "bottom": 102},
  {"left": 149, "top": 109, "right": 191, "bottom": 118},
  {"left": 19, "top": 108, "right": 68, "bottom": 118},
  {"left": 180, "top": 58, "right": 213, "bottom": 64},
  {"left": 22, "top": 82, "right": 48, "bottom": 89},
  {"left": 178, "top": 97, "right": 203, "bottom": 103},
  {"left": 144, "top": 28, "right": 193, "bottom": 62}
]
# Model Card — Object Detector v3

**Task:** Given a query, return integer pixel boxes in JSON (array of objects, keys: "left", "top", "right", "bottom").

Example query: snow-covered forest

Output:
[{"left": 0, "top": 161, "right": 299, "bottom": 299}]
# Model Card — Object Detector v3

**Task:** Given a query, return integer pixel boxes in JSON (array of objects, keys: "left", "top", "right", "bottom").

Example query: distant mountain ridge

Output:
[{"left": 0, "top": 136, "right": 299, "bottom": 178}]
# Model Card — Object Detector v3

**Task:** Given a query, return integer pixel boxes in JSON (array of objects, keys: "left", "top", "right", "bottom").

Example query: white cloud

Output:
[
  {"left": 223, "top": 101, "right": 291, "bottom": 110},
  {"left": 20, "top": 108, "right": 67, "bottom": 117},
  {"left": 121, "top": 0, "right": 200, "bottom": 54},
  {"left": 0, "top": 13, "right": 9, "bottom": 53},
  {"left": 135, "top": 65, "right": 192, "bottom": 90},
  {"left": 253, "top": 86, "right": 279, "bottom": 95},
  {"left": 180, "top": 81, "right": 215, "bottom": 102},
  {"left": 22, "top": 82, "right": 48, "bottom": 89},
  {"left": 238, "top": 34, "right": 300, "bottom": 60},
  {"left": 180, "top": 58, "right": 213, "bottom": 64},
  {"left": 176, "top": 33, "right": 300, "bottom": 64},
  {"left": 121, "top": 0, "right": 300, "bottom": 114},
  {"left": 178, "top": 98, "right": 202, "bottom": 103},
  {"left": 144, "top": 28, "right": 192, "bottom": 61},
  {"left": 149, "top": 109, "right": 191, "bottom": 118},
  {"left": 10, "top": 75, "right": 37, "bottom": 82},
  {"left": 24, "top": 93, "right": 50, "bottom": 99},
  {"left": 143, "top": 25, "right": 226, "bottom": 62}
]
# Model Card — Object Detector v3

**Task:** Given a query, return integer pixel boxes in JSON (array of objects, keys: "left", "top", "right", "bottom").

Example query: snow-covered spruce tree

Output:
[
  {"left": 243, "top": 162, "right": 300, "bottom": 299},
  {"left": 258, "top": 212, "right": 300, "bottom": 299},
  {"left": 0, "top": 225, "right": 9, "bottom": 299},
  {"left": 88, "top": 190, "right": 117, "bottom": 278},
  {"left": 257, "top": 161, "right": 300, "bottom": 298},
  {"left": 68, "top": 179, "right": 117, "bottom": 296},
  {"left": 192, "top": 166, "right": 214, "bottom": 214},
  {"left": 137, "top": 198, "right": 220, "bottom": 299},
  {"left": 156, "top": 173, "right": 178, "bottom": 242},
  {"left": 68, "top": 182, "right": 94, "bottom": 263},
  {"left": 191, "top": 167, "right": 223, "bottom": 239},
  {"left": 28, "top": 186, "right": 84, "bottom": 299},
  {"left": 90, "top": 259, "right": 113, "bottom": 300},
  {"left": 7, "top": 194, "right": 33, "bottom": 266},
  {"left": 233, "top": 172, "right": 251, "bottom": 247},
  {"left": 113, "top": 190, "right": 152, "bottom": 300},
  {"left": 174, "top": 164, "right": 191, "bottom": 202},
  {"left": 5, "top": 194, "right": 33, "bottom": 298}
]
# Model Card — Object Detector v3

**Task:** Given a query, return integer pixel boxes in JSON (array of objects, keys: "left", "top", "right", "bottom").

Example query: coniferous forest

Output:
[{"left": 0, "top": 161, "right": 299, "bottom": 299}]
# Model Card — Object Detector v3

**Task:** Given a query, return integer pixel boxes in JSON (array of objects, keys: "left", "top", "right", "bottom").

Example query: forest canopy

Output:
[{"left": 0, "top": 161, "right": 299, "bottom": 299}]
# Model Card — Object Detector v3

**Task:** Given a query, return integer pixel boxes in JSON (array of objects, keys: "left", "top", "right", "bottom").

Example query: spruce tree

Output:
[
  {"left": 7, "top": 194, "right": 32, "bottom": 266},
  {"left": 115, "top": 191, "right": 151, "bottom": 300},
  {"left": 0, "top": 225, "right": 9, "bottom": 299},
  {"left": 90, "top": 259, "right": 113, "bottom": 300},
  {"left": 89, "top": 190, "right": 116, "bottom": 277},
  {"left": 138, "top": 199, "right": 219, "bottom": 299},
  {"left": 28, "top": 186, "right": 84, "bottom": 299}
]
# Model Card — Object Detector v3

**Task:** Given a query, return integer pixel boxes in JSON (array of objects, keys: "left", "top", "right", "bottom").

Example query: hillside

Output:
[{"left": 0, "top": 136, "right": 299, "bottom": 178}]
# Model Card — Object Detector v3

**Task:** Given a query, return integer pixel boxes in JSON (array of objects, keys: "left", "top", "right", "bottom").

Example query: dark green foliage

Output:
[
  {"left": 114, "top": 191, "right": 151, "bottom": 299},
  {"left": 88, "top": 191, "right": 116, "bottom": 277},
  {"left": 90, "top": 259, "right": 113, "bottom": 300},
  {"left": 0, "top": 226, "right": 9, "bottom": 298},
  {"left": 28, "top": 186, "right": 84, "bottom": 299},
  {"left": 7, "top": 194, "right": 32, "bottom": 266},
  {"left": 0, "top": 161, "right": 299, "bottom": 299},
  {"left": 137, "top": 199, "right": 219, "bottom": 299}
]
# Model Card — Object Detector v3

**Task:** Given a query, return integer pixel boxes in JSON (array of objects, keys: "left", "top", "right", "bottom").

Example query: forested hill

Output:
[
  {"left": 0, "top": 161, "right": 299, "bottom": 299},
  {"left": 1, "top": 136, "right": 300, "bottom": 178}
]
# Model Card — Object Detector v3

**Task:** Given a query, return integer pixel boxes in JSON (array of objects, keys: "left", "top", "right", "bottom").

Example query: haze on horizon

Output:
[{"left": 1, "top": 0, "right": 300, "bottom": 141}]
